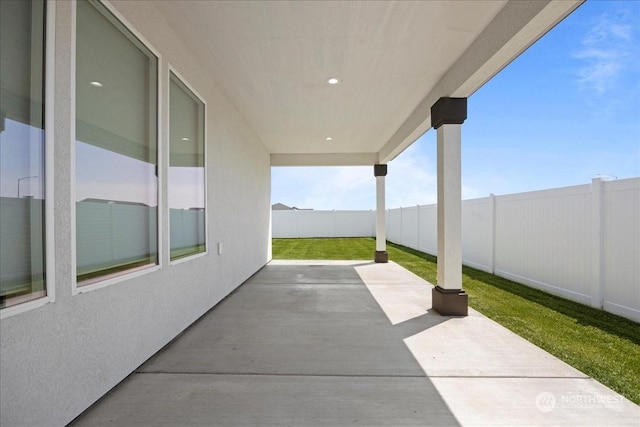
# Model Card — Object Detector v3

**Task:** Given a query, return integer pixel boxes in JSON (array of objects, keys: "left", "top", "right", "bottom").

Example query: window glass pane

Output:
[
  {"left": 169, "top": 73, "right": 205, "bottom": 260},
  {"left": 76, "top": 0, "right": 158, "bottom": 284},
  {"left": 0, "top": 0, "right": 46, "bottom": 309}
]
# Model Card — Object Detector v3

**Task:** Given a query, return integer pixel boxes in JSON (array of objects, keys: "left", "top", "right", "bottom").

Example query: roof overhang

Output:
[{"left": 151, "top": 0, "right": 584, "bottom": 167}]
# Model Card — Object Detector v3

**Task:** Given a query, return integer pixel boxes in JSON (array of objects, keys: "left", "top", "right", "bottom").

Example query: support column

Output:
[
  {"left": 374, "top": 164, "right": 388, "bottom": 263},
  {"left": 431, "top": 97, "right": 468, "bottom": 316}
]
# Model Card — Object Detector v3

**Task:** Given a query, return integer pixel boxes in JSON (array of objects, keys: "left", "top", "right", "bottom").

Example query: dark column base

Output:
[
  {"left": 432, "top": 286, "right": 468, "bottom": 316},
  {"left": 374, "top": 251, "right": 389, "bottom": 263}
]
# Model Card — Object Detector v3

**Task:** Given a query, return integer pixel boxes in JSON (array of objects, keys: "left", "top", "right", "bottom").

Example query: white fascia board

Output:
[
  {"left": 378, "top": 0, "right": 584, "bottom": 164},
  {"left": 271, "top": 152, "right": 379, "bottom": 167}
]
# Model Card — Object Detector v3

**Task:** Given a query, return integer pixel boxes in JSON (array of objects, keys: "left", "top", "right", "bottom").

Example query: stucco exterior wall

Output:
[{"left": 0, "top": 1, "right": 271, "bottom": 426}]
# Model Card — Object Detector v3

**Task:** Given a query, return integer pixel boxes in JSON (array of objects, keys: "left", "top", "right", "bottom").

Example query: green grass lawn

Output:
[{"left": 272, "top": 237, "right": 640, "bottom": 405}]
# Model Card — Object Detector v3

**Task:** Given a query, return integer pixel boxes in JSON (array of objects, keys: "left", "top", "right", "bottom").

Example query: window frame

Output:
[
  {"left": 71, "top": 0, "right": 163, "bottom": 295},
  {"left": 167, "top": 66, "right": 208, "bottom": 265},
  {"left": 1, "top": 0, "right": 56, "bottom": 319}
]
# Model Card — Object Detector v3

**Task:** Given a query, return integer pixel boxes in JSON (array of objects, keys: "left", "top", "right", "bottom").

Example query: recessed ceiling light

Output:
[
  {"left": 326, "top": 78, "right": 340, "bottom": 85},
  {"left": 325, "top": 137, "right": 333, "bottom": 141},
  {"left": 181, "top": 137, "right": 189, "bottom": 141},
  {"left": 90, "top": 81, "right": 103, "bottom": 87}
]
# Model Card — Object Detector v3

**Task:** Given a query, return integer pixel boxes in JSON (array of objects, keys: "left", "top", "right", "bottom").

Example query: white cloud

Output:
[
  {"left": 461, "top": 184, "right": 485, "bottom": 201},
  {"left": 573, "top": 9, "right": 636, "bottom": 95},
  {"left": 299, "top": 166, "right": 373, "bottom": 210},
  {"left": 577, "top": 60, "right": 622, "bottom": 94},
  {"left": 271, "top": 132, "right": 492, "bottom": 210},
  {"left": 610, "top": 23, "right": 632, "bottom": 41},
  {"left": 271, "top": 166, "right": 374, "bottom": 210},
  {"left": 386, "top": 141, "right": 437, "bottom": 208},
  {"left": 271, "top": 138, "right": 440, "bottom": 210}
]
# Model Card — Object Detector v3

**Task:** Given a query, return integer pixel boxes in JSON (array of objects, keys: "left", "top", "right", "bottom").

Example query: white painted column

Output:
[
  {"left": 376, "top": 176, "right": 386, "bottom": 250},
  {"left": 430, "top": 97, "right": 467, "bottom": 316},
  {"left": 436, "top": 124, "right": 462, "bottom": 290},
  {"left": 374, "top": 164, "right": 388, "bottom": 263}
]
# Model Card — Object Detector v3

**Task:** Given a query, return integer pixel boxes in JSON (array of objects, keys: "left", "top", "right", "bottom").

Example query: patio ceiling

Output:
[{"left": 152, "top": 0, "right": 583, "bottom": 166}]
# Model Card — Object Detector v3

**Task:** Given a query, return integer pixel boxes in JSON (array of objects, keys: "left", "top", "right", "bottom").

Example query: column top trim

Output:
[
  {"left": 374, "top": 164, "right": 388, "bottom": 177},
  {"left": 431, "top": 97, "right": 467, "bottom": 129}
]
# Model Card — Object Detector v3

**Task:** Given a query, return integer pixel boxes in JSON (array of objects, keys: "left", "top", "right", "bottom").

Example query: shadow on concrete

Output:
[{"left": 71, "top": 262, "right": 460, "bottom": 426}]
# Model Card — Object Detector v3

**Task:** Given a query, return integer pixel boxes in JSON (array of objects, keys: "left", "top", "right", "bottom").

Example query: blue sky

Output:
[{"left": 271, "top": 0, "right": 640, "bottom": 210}]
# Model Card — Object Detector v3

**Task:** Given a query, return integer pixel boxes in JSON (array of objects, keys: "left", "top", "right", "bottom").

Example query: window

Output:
[
  {"left": 75, "top": 0, "right": 158, "bottom": 285},
  {"left": 169, "top": 72, "right": 206, "bottom": 260},
  {"left": 0, "top": 0, "right": 47, "bottom": 309}
]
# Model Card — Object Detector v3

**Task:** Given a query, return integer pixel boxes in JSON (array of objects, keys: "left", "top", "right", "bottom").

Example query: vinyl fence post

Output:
[
  {"left": 591, "top": 177, "right": 605, "bottom": 309},
  {"left": 333, "top": 209, "right": 337, "bottom": 238},
  {"left": 400, "top": 206, "right": 404, "bottom": 246},
  {"left": 417, "top": 204, "right": 421, "bottom": 252},
  {"left": 489, "top": 193, "right": 496, "bottom": 274}
]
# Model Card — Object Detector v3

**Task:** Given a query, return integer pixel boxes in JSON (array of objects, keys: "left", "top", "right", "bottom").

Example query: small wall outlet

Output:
[{"left": 217, "top": 242, "right": 222, "bottom": 255}]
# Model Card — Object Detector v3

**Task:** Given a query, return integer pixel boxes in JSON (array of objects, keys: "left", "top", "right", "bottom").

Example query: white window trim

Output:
[
  {"left": 71, "top": 0, "right": 163, "bottom": 296},
  {"left": 1, "top": 0, "right": 57, "bottom": 320},
  {"left": 70, "top": 0, "right": 78, "bottom": 295},
  {"left": 171, "top": 250, "right": 208, "bottom": 266},
  {"left": 167, "top": 65, "right": 209, "bottom": 266},
  {"left": 74, "top": 264, "right": 161, "bottom": 295}
]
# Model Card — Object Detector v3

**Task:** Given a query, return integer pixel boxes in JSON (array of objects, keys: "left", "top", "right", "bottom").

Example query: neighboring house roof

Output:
[
  {"left": 79, "top": 198, "right": 150, "bottom": 207},
  {"left": 272, "top": 203, "right": 312, "bottom": 211},
  {"left": 272, "top": 203, "right": 292, "bottom": 210}
]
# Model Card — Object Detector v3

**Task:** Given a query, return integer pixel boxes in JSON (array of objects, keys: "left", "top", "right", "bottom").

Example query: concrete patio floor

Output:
[{"left": 72, "top": 260, "right": 639, "bottom": 426}]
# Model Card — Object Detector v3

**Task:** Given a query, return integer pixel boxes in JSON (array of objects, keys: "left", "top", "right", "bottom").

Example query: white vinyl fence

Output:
[
  {"left": 1, "top": 199, "right": 207, "bottom": 286},
  {"left": 272, "top": 209, "right": 376, "bottom": 238},
  {"left": 76, "top": 201, "right": 158, "bottom": 275},
  {"left": 0, "top": 198, "right": 45, "bottom": 291},
  {"left": 273, "top": 177, "right": 640, "bottom": 322},
  {"left": 75, "top": 203, "right": 205, "bottom": 274}
]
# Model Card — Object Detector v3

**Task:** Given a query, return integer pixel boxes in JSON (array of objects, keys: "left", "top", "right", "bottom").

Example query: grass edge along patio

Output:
[{"left": 272, "top": 237, "right": 640, "bottom": 405}]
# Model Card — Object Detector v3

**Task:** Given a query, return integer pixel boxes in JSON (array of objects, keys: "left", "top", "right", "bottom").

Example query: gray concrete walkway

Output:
[{"left": 73, "top": 260, "right": 639, "bottom": 426}]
